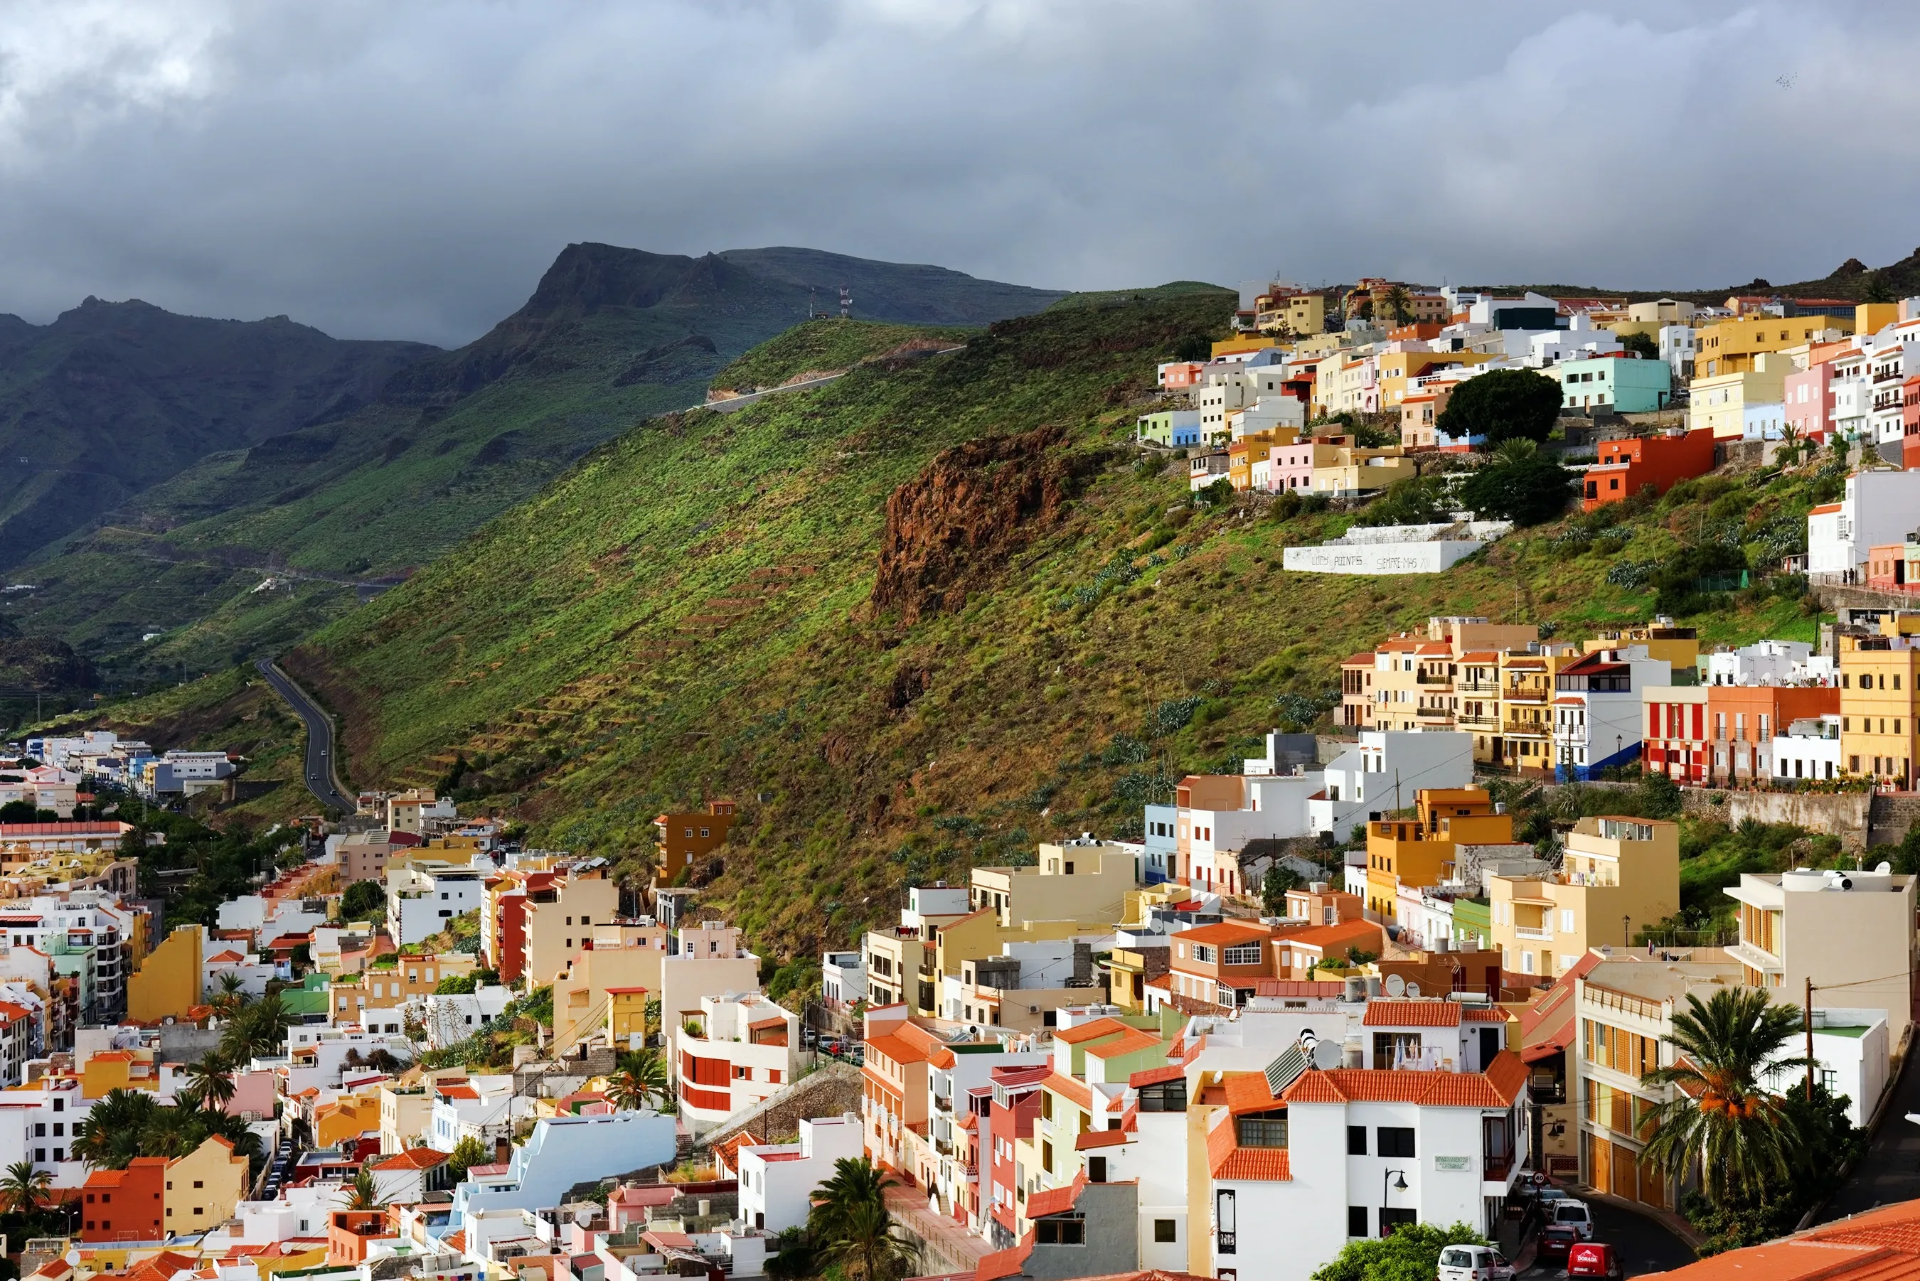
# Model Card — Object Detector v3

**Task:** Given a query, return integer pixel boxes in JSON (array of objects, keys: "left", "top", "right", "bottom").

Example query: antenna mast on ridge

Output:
[{"left": 838, "top": 285, "right": 852, "bottom": 320}]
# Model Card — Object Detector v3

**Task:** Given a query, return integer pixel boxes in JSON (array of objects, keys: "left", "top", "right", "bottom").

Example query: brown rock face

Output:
[{"left": 870, "top": 424, "right": 1095, "bottom": 625}]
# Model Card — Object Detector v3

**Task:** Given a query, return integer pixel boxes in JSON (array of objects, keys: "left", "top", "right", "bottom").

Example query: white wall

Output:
[{"left": 738, "top": 1115, "right": 866, "bottom": 1232}]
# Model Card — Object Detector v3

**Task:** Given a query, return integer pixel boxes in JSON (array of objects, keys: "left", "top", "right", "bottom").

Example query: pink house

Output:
[
  {"left": 225, "top": 1069, "right": 279, "bottom": 1121},
  {"left": 1268, "top": 440, "right": 1319, "bottom": 491},
  {"left": 1784, "top": 361, "right": 1838, "bottom": 440}
]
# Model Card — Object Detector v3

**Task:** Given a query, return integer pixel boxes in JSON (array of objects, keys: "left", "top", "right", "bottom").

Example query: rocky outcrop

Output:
[{"left": 870, "top": 424, "right": 1099, "bottom": 625}]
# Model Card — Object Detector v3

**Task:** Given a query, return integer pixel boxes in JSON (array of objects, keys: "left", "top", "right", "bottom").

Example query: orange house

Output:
[
  {"left": 1706, "top": 684, "right": 1840, "bottom": 784},
  {"left": 329, "top": 1210, "right": 393, "bottom": 1264},
  {"left": 653, "top": 800, "right": 737, "bottom": 884},
  {"left": 82, "top": 1158, "right": 165, "bottom": 1241},
  {"left": 1581, "top": 431, "right": 1716, "bottom": 510},
  {"left": 1865, "top": 542, "right": 1919, "bottom": 593}
]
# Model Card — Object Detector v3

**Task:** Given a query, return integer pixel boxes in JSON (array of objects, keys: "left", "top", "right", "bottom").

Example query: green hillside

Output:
[
  {"left": 88, "top": 286, "right": 1835, "bottom": 958},
  {"left": 5, "top": 244, "right": 1065, "bottom": 685}
]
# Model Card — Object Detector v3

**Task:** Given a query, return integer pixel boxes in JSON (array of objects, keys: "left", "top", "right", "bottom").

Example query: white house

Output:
[
  {"left": 450, "top": 1111, "right": 677, "bottom": 1226},
  {"left": 428, "top": 1074, "right": 520, "bottom": 1152},
  {"left": 674, "top": 992, "right": 801, "bottom": 1136},
  {"left": 420, "top": 986, "right": 515, "bottom": 1049},
  {"left": 1551, "top": 645, "right": 1671, "bottom": 780},
  {"left": 388, "top": 862, "right": 486, "bottom": 946},
  {"left": 1309, "top": 732, "right": 1474, "bottom": 842},
  {"left": 737, "top": 1113, "right": 866, "bottom": 1232},
  {"left": 1772, "top": 715, "right": 1843, "bottom": 783},
  {"left": 820, "top": 952, "right": 866, "bottom": 1007},
  {"left": 1808, "top": 470, "right": 1920, "bottom": 577},
  {"left": 1706, "top": 640, "right": 1833, "bottom": 687},
  {"left": 1206, "top": 1056, "right": 1530, "bottom": 1281},
  {"left": 1658, "top": 325, "right": 1695, "bottom": 379},
  {"left": 1760, "top": 1008, "right": 1888, "bottom": 1129}
]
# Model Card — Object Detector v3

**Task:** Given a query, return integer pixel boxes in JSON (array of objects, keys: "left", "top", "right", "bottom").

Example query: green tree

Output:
[
  {"left": 1383, "top": 285, "right": 1413, "bottom": 325},
  {"left": 1864, "top": 271, "right": 1894, "bottom": 305},
  {"left": 1261, "top": 865, "right": 1304, "bottom": 916},
  {"left": 1173, "top": 333, "right": 1211, "bottom": 362},
  {"left": 1618, "top": 330, "right": 1659, "bottom": 360},
  {"left": 1435, "top": 368, "right": 1564, "bottom": 446},
  {"left": 210, "top": 972, "right": 250, "bottom": 1020},
  {"left": 1639, "top": 987, "right": 1808, "bottom": 1205},
  {"left": 1457, "top": 456, "right": 1575, "bottom": 526},
  {"left": 1312, "top": 1221, "right": 1485, "bottom": 1281},
  {"left": 435, "top": 973, "right": 479, "bottom": 994},
  {"left": 221, "top": 992, "right": 295, "bottom": 1062},
  {"left": 809, "top": 1157, "right": 893, "bottom": 1243},
  {"left": 447, "top": 1135, "right": 489, "bottom": 1182},
  {"left": 611, "top": 1047, "right": 670, "bottom": 1108},
  {"left": 340, "top": 879, "right": 385, "bottom": 920},
  {"left": 71, "top": 1088, "right": 160, "bottom": 1169},
  {"left": 0, "top": 1160, "right": 51, "bottom": 1214}
]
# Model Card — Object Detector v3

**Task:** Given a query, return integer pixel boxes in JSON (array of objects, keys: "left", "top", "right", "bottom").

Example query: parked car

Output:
[
  {"left": 1438, "top": 1244, "right": 1514, "bottom": 1281},
  {"left": 1538, "top": 1224, "right": 1581, "bottom": 1267},
  {"left": 1552, "top": 1200, "right": 1596, "bottom": 1241},
  {"left": 1568, "top": 1242, "right": 1623, "bottom": 1279}
]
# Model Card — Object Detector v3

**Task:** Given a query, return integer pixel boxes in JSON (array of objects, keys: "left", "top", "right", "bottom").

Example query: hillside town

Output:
[{"left": 8, "top": 556, "right": 1920, "bottom": 1281}]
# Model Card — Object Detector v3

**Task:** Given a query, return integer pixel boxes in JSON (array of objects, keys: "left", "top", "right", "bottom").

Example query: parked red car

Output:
[
  {"left": 1568, "top": 1242, "right": 1623, "bottom": 1279},
  {"left": 1538, "top": 1225, "right": 1581, "bottom": 1267}
]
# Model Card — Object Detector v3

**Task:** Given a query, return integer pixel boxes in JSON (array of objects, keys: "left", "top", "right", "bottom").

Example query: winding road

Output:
[{"left": 256, "top": 659, "right": 353, "bottom": 814}]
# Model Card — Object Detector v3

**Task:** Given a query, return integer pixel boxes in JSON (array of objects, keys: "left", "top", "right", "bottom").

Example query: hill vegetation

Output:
[
  {"left": 84, "top": 283, "right": 1849, "bottom": 964},
  {"left": 2, "top": 245, "right": 1063, "bottom": 690}
]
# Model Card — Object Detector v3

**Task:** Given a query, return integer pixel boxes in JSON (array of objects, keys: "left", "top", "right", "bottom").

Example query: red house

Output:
[
  {"left": 82, "top": 1158, "right": 165, "bottom": 1241},
  {"left": 1902, "top": 373, "right": 1920, "bottom": 469},
  {"left": 1581, "top": 429, "right": 1716, "bottom": 511},
  {"left": 986, "top": 1064, "right": 1048, "bottom": 1250}
]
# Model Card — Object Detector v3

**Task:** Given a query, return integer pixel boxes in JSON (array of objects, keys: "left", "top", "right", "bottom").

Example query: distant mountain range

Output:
[{"left": 0, "top": 244, "right": 1065, "bottom": 682}]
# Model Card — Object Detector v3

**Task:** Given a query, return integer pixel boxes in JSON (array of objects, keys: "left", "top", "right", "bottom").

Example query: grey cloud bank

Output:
[{"left": 1, "top": 0, "right": 1916, "bottom": 347}]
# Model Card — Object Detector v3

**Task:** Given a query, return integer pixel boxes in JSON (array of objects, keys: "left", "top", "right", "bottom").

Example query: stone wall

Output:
[
  {"left": 1679, "top": 788, "right": 1870, "bottom": 848},
  {"left": 697, "top": 1061, "right": 864, "bottom": 1150}
]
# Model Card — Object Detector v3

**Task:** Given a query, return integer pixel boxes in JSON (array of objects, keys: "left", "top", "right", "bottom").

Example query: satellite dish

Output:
[
  {"left": 1313, "top": 1040, "right": 1344, "bottom": 1070},
  {"left": 1404, "top": 981, "right": 1421, "bottom": 998},
  {"left": 1384, "top": 974, "right": 1405, "bottom": 997}
]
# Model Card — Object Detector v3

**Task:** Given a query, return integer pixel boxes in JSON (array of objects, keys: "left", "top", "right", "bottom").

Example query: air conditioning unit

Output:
[{"left": 1028, "top": 1005, "right": 1040, "bottom": 1015}]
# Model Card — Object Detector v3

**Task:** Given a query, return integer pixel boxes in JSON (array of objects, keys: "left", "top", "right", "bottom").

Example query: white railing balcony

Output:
[{"left": 1514, "top": 925, "right": 1552, "bottom": 941}]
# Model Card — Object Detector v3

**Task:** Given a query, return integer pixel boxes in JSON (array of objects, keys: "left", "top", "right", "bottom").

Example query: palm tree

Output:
[
  {"left": 616, "top": 1048, "right": 669, "bottom": 1099},
  {"left": 137, "top": 1106, "right": 201, "bottom": 1160},
  {"left": 0, "top": 1160, "right": 51, "bottom": 1214},
  {"left": 1639, "top": 986, "right": 1808, "bottom": 1205},
  {"left": 1383, "top": 285, "right": 1414, "bottom": 326},
  {"left": 345, "top": 1166, "right": 387, "bottom": 1211},
  {"left": 72, "top": 1088, "right": 160, "bottom": 1169},
  {"left": 211, "top": 972, "right": 251, "bottom": 1020},
  {"left": 221, "top": 992, "right": 294, "bottom": 1062},
  {"left": 182, "top": 1053, "right": 235, "bottom": 1113},
  {"left": 820, "top": 1199, "right": 921, "bottom": 1281},
  {"left": 1494, "top": 437, "right": 1539, "bottom": 464},
  {"left": 809, "top": 1156, "right": 894, "bottom": 1242}
]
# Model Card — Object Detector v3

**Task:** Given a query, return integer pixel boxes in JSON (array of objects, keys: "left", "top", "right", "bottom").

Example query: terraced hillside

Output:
[{"left": 98, "top": 287, "right": 1833, "bottom": 958}]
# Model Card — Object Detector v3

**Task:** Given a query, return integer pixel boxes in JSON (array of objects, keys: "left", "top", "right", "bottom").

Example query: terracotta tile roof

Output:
[
  {"left": 1284, "top": 1052, "right": 1528, "bottom": 1108},
  {"left": 1129, "top": 1064, "right": 1185, "bottom": 1088},
  {"left": 1206, "top": 1114, "right": 1291, "bottom": 1181},
  {"left": 1464, "top": 1007, "right": 1510, "bottom": 1023},
  {"left": 1054, "top": 1017, "right": 1134, "bottom": 1045},
  {"left": 1363, "top": 999, "right": 1462, "bottom": 1027},
  {"left": 1172, "top": 921, "right": 1273, "bottom": 946},
  {"left": 976, "top": 1231, "right": 1035, "bottom": 1281},
  {"left": 1024, "top": 1171, "right": 1087, "bottom": 1219},
  {"left": 1252, "top": 979, "right": 1348, "bottom": 998},
  {"left": 928, "top": 1047, "right": 957, "bottom": 1069},
  {"left": 1223, "top": 1072, "right": 1281, "bottom": 1116},
  {"left": 1044, "top": 1071, "right": 1094, "bottom": 1112},
  {"left": 1642, "top": 1197, "right": 1920, "bottom": 1281},
  {"left": 992, "top": 1064, "right": 1053, "bottom": 1088},
  {"left": 863, "top": 1032, "right": 932, "bottom": 1066},
  {"left": 1084, "top": 1028, "right": 1165, "bottom": 1059},
  {"left": 1279, "top": 920, "right": 1384, "bottom": 953},
  {"left": 373, "top": 1148, "right": 446, "bottom": 1171},
  {"left": 1076, "top": 1127, "right": 1133, "bottom": 1150}
]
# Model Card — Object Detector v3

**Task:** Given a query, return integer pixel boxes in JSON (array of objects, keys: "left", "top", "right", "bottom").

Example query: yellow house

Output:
[
  {"left": 1857, "top": 302, "right": 1900, "bottom": 337},
  {"left": 1692, "top": 313, "right": 1852, "bottom": 378},
  {"left": 1489, "top": 816, "right": 1680, "bottom": 979},
  {"left": 1582, "top": 620, "right": 1701, "bottom": 675},
  {"left": 379, "top": 1082, "right": 436, "bottom": 1154},
  {"left": 253, "top": 1245, "right": 332, "bottom": 1280},
  {"left": 1210, "top": 336, "right": 1279, "bottom": 360},
  {"left": 970, "top": 843, "right": 1137, "bottom": 929},
  {"left": 1375, "top": 349, "right": 1496, "bottom": 409},
  {"left": 1311, "top": 444, "right": 1416, "bottom": 496},
  {"left": 163, "top": 1134, "right": 249, "bottom": 1235},
  {"left": 1688, "top": 358, "right": 1791, "bottom": 439},
  {"left": 80, "top": 1048, "right": 160, "bottom": 1098},
  {"left": 1838, "top": 614, "right": 1920, "bottom": 789},
  {"left": 314, "top": 1092, "right": 383, "bottom": 1147},
  {"left": 1254, "top": 290, "right": 1326, "bottom": 337},
  {"left": 1290, "top": 332, "right": 1353, "bottom": 363},
  {"left": 606, "top": 986, "right": 652, "bottom": 1045},
  {"left": 521, "top": 868, "right": 621, "bottom": 988},
  {"left": 1364, "top": 788, "right": 1516, "bottom": 913},
  {"left": 128, "top": 924, "right": 204, "bottom": 1023}
]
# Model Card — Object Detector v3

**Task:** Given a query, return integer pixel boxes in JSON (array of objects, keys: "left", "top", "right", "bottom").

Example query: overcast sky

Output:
[{"left": 3, "top": 1, "right": 1917, "bottom": 348}]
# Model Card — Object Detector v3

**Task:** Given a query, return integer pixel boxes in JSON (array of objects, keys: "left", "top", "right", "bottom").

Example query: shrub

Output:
[{"left": 1457, "top": 457, "right": 1576, "bottom": 525}]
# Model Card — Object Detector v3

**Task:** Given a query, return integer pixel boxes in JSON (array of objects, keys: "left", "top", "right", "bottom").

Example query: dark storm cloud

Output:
[{"left": 1, "top": 1, "right": 1914, "bottom": 346}]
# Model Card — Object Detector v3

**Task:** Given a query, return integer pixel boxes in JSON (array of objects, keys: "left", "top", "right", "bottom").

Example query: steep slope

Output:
[
  {"left": 0, "top": 298, "right": 436, "bottom": 571},
  {"left": 7, "top": 245, "right": 1064, "bottom": 680},
  {"left": 104, "top": 286, "right": 1801, "bottom": 964}
]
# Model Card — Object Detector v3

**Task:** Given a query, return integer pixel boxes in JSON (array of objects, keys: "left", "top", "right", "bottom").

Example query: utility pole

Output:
[{"left": 1805, "top": 976, "right": 1816, "bottom": 1102}]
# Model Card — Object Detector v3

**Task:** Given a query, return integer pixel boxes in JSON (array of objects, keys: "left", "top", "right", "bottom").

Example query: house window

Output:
[
  {"left": 1222, "top": 943, "right": 1262, "bottom": 966},
  {"left": 1349, "top": 1206, "right": 1369, "bottom": 1237},
  {"left": 1154, "top": 1219, "right": 1178, "bottom": 1243},
  {"left": 1377, "top": 1127, "right": 1416, "bottom": 1158},
  {"left": 1380, "top": 1208, "right": 1418, "bottom": 1235},
  {"left": 1034, "top": 1215, "right": 1085, "bottom": 1245},
  {"left": 1348, "top": 1125, "right": 1367, "bottom": 1155}
]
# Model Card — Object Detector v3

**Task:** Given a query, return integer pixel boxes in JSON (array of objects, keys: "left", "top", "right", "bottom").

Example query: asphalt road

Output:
[
  {"left": 256, "top": 658, "right": 353, "bottom": 813},
  {"left": 1519, "top": 1195, "right": 1697, "bottom": 1279},
  {"left": 1820, "top": 1041, "right": 1920, "bottom": 1221}
]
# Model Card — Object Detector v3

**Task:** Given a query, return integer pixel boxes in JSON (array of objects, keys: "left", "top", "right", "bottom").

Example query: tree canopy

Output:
[
  {"left": 1458, "top": 456, "right": 1575, "bottom": 526},
  {"left": 1312, "top": 1222, "right": 1486, "bottom": 1281},
  {"left": 1435, "top": 368, "right": 1564, "bottom": 446}
]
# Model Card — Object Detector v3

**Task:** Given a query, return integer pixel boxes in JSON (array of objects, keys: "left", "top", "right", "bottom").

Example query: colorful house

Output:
[
  {"left": 1136, "top": 410, "right": 1201, "bottom": 448},
  {"left": 1579, "top": 430, "right": 1715, "bottom": 510},
  {"left": 652, "top": 800, "right": 737, "bottom": 885},
  {"left": 127, "top": 924, "right": 203, "bottom": 1023},
  {"left": 1558, "top": 355, "right": 1673, "bottom": 413}
]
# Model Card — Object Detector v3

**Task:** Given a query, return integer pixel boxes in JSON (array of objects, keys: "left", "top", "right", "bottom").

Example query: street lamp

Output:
[
  {"left": 1623, "top": 914, "right": 1632, "bottom": 947},
  {"left": 1383, "top": 1167, "right": 1408, "bottom": 1205}
]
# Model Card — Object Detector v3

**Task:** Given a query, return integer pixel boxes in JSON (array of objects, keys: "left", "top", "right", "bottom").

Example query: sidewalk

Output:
[{"left": 885, "top": 1180, "right": 989, "bottom": 1276}]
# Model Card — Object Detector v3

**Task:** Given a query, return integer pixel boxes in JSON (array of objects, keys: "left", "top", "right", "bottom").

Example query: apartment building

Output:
[
  {"left": 1309, "top": 731, "right": 1475, "bottom": 842},
  {"left": 653, "top": 799, "right": 738, "bottom": 884},
  {"left": 1489, "top": 816, "right": 1680, "bottom": 979},
  {"left": 1551, "top": 645, "right": 1672, "bottom": 780},
  {"left": 862, "top": 884, "right": 973, "bottom": 1013},
  {"left": 387, "top": 862, "right": 484, "bottom": 946},
  {"left": 387, "top": 789, "right": 457, "bottom": 836},
  {"left": 971, "top": 840, "right": 1138, "bottom": 929},
  {"left": 1807, "top": 471, "right": 1920, "bottom": 577},
  {"left": 1580, "top": 430, "right": 1713, "bottom": 509},
  {"left": 519, "top": 865, "right": 619, "bottom": 987},
  {"left": 860, "top": 1007, "right": 947, "bottom": 1169},
  {"left": 1838, "top": 614, "right": 1920, "bottom": 789},
  {"left": 1726, "top": 867, "right": 1917, "bottom": 1041},
  {"left": 1361, "top": 788, "right": 1515, "bottom": 920}
]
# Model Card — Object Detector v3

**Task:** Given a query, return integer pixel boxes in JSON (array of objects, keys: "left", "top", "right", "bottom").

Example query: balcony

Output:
[{"left": 1514, "top": 925, "right": 1551, "bottom": 941}]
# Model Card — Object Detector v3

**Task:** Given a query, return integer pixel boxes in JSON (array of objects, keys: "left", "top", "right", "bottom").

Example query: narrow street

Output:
[{"left": 1821, "top": 1049, "right": 1920, "bottom": 1221}]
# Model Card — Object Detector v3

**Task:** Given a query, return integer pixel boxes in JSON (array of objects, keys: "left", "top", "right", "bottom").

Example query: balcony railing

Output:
[
  {"left": 1514, "top": 925, "right": 1551, "bottom": 941},
  {"left": 1484, "top": 1152, "right": 1514, "bottom": 1182}
]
